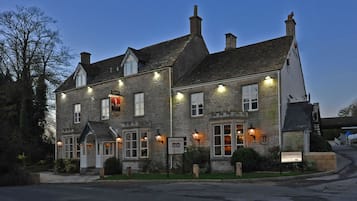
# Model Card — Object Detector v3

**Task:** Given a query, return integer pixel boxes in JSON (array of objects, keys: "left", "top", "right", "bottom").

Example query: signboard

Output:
[
  {"left": 281, "top": 152, "right": 303, "bottom": 163},
  {"left": 168, "top": 137, "right": 185, "bottom": 155}
]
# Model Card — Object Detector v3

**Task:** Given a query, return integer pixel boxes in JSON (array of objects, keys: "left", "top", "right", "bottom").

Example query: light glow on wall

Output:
[
  {"left": 176, "top": 92, "right": 184, "bottom": 100},
  {"left": 61, "top": 92, "right": 66, "bottom": 99},
  {"left": 87, "top": 86, "right": 93, "bottom": 93},
  {"left": 217, "top": 83, "right": 226, "bottom": 93},
  {"left": 118, "top": 79, "right": 124, "bottom": 87},
  {"left": 264, "top": 76, "right": 274, "bottom": 85},
  {"left": 153, "top": 71, "right": 160, "bottom": 80}
]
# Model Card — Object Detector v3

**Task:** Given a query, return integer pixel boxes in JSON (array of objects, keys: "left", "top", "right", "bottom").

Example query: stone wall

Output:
[{"left": 304, "top": 152, "right": 336, "bottom": 172}]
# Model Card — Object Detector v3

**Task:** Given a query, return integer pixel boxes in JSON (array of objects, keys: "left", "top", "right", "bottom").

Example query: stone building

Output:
[{"left": 55, "top": 7, "right": 308, "bottom": 173}]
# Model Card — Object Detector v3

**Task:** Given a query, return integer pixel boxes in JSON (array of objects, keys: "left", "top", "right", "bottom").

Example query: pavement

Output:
[{"left": 39, "top": 145, "right": 353, "bottom": 184}]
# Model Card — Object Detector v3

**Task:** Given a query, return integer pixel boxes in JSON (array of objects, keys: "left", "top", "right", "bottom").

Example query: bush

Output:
[
  {"left": 310, "top": 134, "right": 332, "bottom": 152},
  {"left": 142, "top": 159, "right": 163, "bottom": 173},
  {"left": 55, "top": 159, "right": 79, "bottom": 174},
  {"left": 104, "top": 157, "right": 121, "bottom": 175},
  {"left": 183, "top": 147, "right": 210, "bottom": 173},
  {"left": 231, "top": 148, "right": 261, "bottom": 172},
  {"left": 259, "top": 146, "right": 281, "bottom": 171}
]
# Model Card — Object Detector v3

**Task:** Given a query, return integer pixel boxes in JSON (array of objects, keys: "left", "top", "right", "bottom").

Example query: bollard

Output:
[
  {"left": 126, "top": 166, "right": 132, "bottom": 177},
  {"left": 99, "top": 168, "right": 105, "bottom": 179},
  {"left": 193, "top": 164, "right": 200, "bottom": 178},
  {"left": 235, "top": 162, "right": 242, "bottom": 177}
]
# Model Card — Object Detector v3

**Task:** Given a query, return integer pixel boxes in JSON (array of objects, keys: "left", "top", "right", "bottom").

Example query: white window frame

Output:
[
  {"left": 63, "top": 135, "right": 80, "bottom": 159},
  {"left": 213, "top": 124, "right": 233, "bottom": 157},
  {"left": 236, "top": 124, "right": 244, "bottom": 149},
  {"left": 191, "top": 92, "right": 204, "bottom": 117},
  {"left": 124, "top": 130, "right": 138, "bottom": 159},
  {"left": 140, "top": 131, "right": 149, "bottom": 158},
  {"left": 74, "top": 104, "right": 81, "bottom": 124},
  {"left": 242, "top": 84, "right": 258, "bottom": 111},
  {"left": 124, "top": 55, "right": 138, "bottom": 76},
  {"left": 103, "top": 142, "right": 114, "bottom": 156},
  {"left": 101, "top": 98, "right": 110, "bottom": 120},
  {"left": 75, "top": 70, "right": 87, "bottom": 88},
  {"left": 134, "top": 93, "right": 144, "bottom": 116}
]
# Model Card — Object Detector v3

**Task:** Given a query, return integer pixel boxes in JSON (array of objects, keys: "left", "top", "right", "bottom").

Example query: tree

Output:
[
  {"left": 0, "top": 6, "right": 72, "bottom": 162},
  {"left": 338, "top": 100, "right": 357, "bottom": 117}
]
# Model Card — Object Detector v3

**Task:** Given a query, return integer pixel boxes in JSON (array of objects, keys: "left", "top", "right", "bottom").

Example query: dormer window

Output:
[
  {"left": 74, "top": 64, "right": 87, "bottom": 88},
  {"left": 124, "top": 54, "right": 138, "bottom": 76}
]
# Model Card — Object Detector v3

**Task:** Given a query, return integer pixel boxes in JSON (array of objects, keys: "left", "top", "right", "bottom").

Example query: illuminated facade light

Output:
[
  {"left": 87, "top": 86, "right": 93, "bottom": 93},
  {"left": 217, "top": 83, "right": 226, "bottom": 93},
  {"left": 153, "top": 71, "right": 160, "bottom": 80},
  {"left": 118, "top": 79, "right": 124, "bottom": 87},
  {"left": 116, "top": 136, "right": 122, "bottom": 143},
  {"left": 264, "top": 76, "right": 273, "bottom": 85},
  {"left": 176, "top": 92, "right": 184, "bottom": 100},
  {"left": 61, "top": 92, "right": 66, "bottom": 99}
]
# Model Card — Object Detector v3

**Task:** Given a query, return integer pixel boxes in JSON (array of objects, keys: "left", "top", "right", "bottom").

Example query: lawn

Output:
[{"left": 104, "top": 171, "right": 310, "bottom": 180}]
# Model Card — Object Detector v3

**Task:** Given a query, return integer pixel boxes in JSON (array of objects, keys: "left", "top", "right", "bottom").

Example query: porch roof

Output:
[{"left": 79, "top": 121, "right": 116, "bottom": 143}]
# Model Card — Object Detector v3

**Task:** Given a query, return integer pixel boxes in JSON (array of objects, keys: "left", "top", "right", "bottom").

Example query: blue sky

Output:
[{"left": 1, "top": 0, "right": 357, "bottom": 117}]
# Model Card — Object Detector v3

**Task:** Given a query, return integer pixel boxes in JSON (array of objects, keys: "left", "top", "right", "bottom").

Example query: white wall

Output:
[{"left": 280, "top": 39, "right": 307, "bottom": 126}]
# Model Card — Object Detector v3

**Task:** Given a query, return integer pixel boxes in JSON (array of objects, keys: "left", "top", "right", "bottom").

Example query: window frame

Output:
[
  {"left": 134, "top": 93, "right": 144, "bottom": 117},
  {"left": 103, "top": 142, "right": 114, "bottom": 156},
  {"left": 124, "top": 55, "right": 138, "bottom": 76},
  {"left": 123, "top": 129, "right": 150, "bottom": 159},
  {"left": 101, "top": 98, "right": 110, "bottom": 120},
  {"left": 242, "top": 84, "right": 259, "bottom": 112},
  {"left": 212, "top": 123, "right": 245, "bottom": 158},
  {"left": 191, "top": 92, "right": 204, "bottom": 117},
  {"left": 75, "top": 70, "right": 87, "bottom": 88},
  {"left": 63, "top": 135, "right": 80, "bottom": 159},
  {"left": 74, "top": 103, "right": 81, "bottom": 124}
]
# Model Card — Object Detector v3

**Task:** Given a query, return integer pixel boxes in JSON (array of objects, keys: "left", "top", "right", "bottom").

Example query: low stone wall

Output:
[{"left": 304, "top": 152, "right": 336, "bottom": 172}]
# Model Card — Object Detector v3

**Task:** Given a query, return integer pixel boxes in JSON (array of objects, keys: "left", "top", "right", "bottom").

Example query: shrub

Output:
[
  {"left": 55, "top": 159, "right": 66, "bottom": 173},
  {"left": 183, "top": 147, "right": 210, "bottom": 173},
  {"left": 259, "top": 146, "right": 281, "bottom": 171},
  {"left": 230, "top": 148, "right": 261, "bottom": 172},
  {"left": 55, "top": 159, "right": 79, "bottom": 174},
  {"left": 142, "top": 159, "right": 163, "bottom": 173},
  {"left": 104, "top": 157, "right": 121, "bottom": 175},
  {"left": 310, "top": 134, "right": 332, "bottom": 152}
]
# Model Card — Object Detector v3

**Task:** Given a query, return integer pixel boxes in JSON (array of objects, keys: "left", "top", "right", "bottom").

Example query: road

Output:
[{"left": 1, "top": 145, "right": 356, "bottom": 201}]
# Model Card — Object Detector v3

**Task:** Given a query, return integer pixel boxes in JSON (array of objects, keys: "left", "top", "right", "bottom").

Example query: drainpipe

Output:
[
  {"left": 277, "top": 71, "right": 282, "bottom": 149},
  {"left": 169, "top": 67, "right": 173, "bottom": 168}
]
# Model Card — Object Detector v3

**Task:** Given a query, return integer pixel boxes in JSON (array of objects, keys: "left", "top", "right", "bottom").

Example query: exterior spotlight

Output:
[
  {"left": 154, "top": 71, "right": 160, "bottom": 80},
  {"left": 264, "top": 76, "right": 273, "bottom": 85},
  {"left": 192, "top": 129, "right": 200, "bottom": 143},
  {"left": 142, "top": 133, "right": 148, "bottom": 141},
  {"left": 155, "top": 129, "right": 164, "bottom": 143},
  {"left": 176, "top": 92, "right": 184, "bottom": 100},
  {"left": 217, "top": 83, "right": 226, "bottom": 93},
  {"left": 118, "top": 79, "right": 124, "bottom": 87},
  {"left": 56, "top": 140, "right": 63, "bottom": 147},
  {"left": 61, "top": 92, "right": 66, "bottom": 99},
  {"left": 87, "top": 86, "right": 93, "bottom": 93},
  {"left": 116, "top": 135, "right": 122, "bottom": 143},
  {"left": 248, "top": 124, "right": 256, "bottom": 140}
]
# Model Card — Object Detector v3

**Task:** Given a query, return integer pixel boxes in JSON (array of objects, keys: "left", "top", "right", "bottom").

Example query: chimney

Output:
[
  {"left": 225, "top": 33, "right": 237, "bottom": 50},
  {"left": 190, "top": 5, "right": 202, "bottom": 36},
  {"left": 285, "top": 12, "right": 296, "bottom": 37},
  {"left": 80, "top": 52, "right": 91, "bottom": 64}
]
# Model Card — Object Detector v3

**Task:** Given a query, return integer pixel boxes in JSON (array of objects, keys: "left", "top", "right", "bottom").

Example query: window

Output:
[
  {"left": 63, "top": 136, "right": 80, "bottom": 159},
  {"left": 213, "top": 124, "right": 232, "bottom": 157},
  {"left": 134, "top": 93, "right": 144, "bottom": 116},
  {"left": 74, "top": 104, "right": 81, "bottom": 123},
  {"left": 236, "top": 124, "right": 244, "bottom": 149},
  {"left": 191, "top": 92, "right": 204, "bottom": 117},
  {"left": 75, "top": 69, "right": 86, "bottom": 88},
  {"left": 103, "top": 142, "right": 114, "bottom": 156},
  {"left": 242, "top": 84, "right": 258, "bottom": 111},
  {"left": 101, "top": 98, "right": 110, "bottom": 120},
  {"left": 124, "top": 131, "right": 138, "bottom": 158},
  {"left": 124, "top": 55, "right": 138, "bottom": 76},
  {"left": 140, "top": 132, "right": 148, "bottom": 158}
]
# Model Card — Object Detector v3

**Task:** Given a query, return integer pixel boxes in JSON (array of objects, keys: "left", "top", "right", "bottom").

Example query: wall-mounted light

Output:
[
  {"left": 141, "top": 133, "right": 148, "bottom": 141},
  {"left": 155, "top": 129, "right": 164, "bottom": 144},
  {"left": 192, "top": 129, "right": 200, "bottom": 143},
  {"left": 176, "top": 92, "right": 184, "bottom": 100},
  {"left": 116, "top": 135, "right": 122, "bottom": 144},
  {"left": 61, "top": 92, "right": 66, "bottom": 99},
  {"left": 264, "top": 76, "right": 273, "bottom": 85},
  {"left": 248, "top": 124, "right": 256, "bottom": 140},
  {"left": 56, "top": 140, "right": 63, "bottom": 147},
  {"left": 87, "top": 86, "right": 93, "bottom": 93},
  {"left": 118, "top": 79, "right": 124, "bottom": 87},
  {"left": 153, "top": 71, "right": 160, "bottom": 80},
  {"left": 217, "top": 83, "right": 226, "bottom": 93}
]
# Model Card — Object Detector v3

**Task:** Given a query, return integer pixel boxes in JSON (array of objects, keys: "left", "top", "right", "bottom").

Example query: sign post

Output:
[
  {"left": 167, "top": 137, "right": 185, "bottom": 177},
  {"left": 280, "top": 151, "right": 303, "bottom": 174}
]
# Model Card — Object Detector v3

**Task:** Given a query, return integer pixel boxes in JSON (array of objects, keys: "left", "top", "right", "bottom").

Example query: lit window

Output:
[
  {"left": 134, "top": 93, "right": 144, "bottom": 116},
  {"left": 191, "top": 92, "right": 204, "bottom": 117},
  {"left": 101, "top": 98, "right": 110, "bottom": 120},
  {"left": 124, "top": 55, "right": 138, "bottom": 76},
  {"left": 74, "top": 104, "right": 81, "bottom": 123},
  {"left": 75, "top": 69, "right": 86, "bottom": 88},
  {"left": 63, "top": 136, "right": 80, "bottom": 159},
  {"left": 140, "top": 132, "right": 149, "bottom": 158},
  {"left": 236, "top": 124, "right": 244, "bottom": 149},
  {"left": 213, "top": 124, "right": 232, "bottom": 157},
  {"left": 124, "top": 131, "right": 138, "bottom": 159},
  {"left": 103, "top": 142, "right": 114, "bottom": 156},
  {"left": 242, "top": 84, "right": 258, "bottom": 111}
]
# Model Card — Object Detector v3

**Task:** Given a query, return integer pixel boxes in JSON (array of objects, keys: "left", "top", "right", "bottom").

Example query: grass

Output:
[{"left": 104, "top": 171, "right": 312, "bottom": 180}]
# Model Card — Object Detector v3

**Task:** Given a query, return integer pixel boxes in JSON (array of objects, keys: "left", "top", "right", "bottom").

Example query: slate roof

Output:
[
  {"left": 56, "top": 34, "right": 192, "bottom": 92},
  {"left": 175, "top": 36, "right": 293, "bottom": 87},
  {"left": 283, "top": 102, "right": 313, "bottom": 132},
  {"left": 79, "top": 121, "right": 115, "bottom": 143},
  {"left": 321, "top": 117, "right": 357, "bottom": 129}
]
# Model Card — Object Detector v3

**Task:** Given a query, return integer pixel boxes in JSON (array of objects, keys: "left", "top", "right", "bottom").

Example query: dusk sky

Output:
[{"left": 1, "top": 0, "right": 356, "bottom": 117}]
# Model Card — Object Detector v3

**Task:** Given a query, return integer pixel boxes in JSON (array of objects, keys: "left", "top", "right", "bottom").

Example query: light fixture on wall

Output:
[
  {"left": 56, "top": 140, "right": 63, "bottom": 148},
  {"left": 248, "top": 124, "right": 256, "bottom": 140},
  {"left": 155, "top": 129, "right": 164, "bottom": 144},
  {"left": 142, "top": 133, "right": 148, "bottom": 141},
  {"left": 192, "top": 129, "right": 200, "bottom": 144},
  {"left": 87, "top": 86, "right": 93, "bottom": 93},
  {"left": 153, "top": 71, "right": 160, "bottom": 80},
  {"left": 217, "top": 83, "right": 226, "bottom": 93},
  {"left": 176, "top": 92, "right": 184, "bottom": 100},
  {"left": 264, "top": 76, "right": 273, "bottom": 85},
  {"left": 61, "top": 92, "right": 66, "bottom": 99},
  {"left": 116, "top": 135, "right": 122, "bottom": 144},
  {"left": 118, "top": 79, "right": 124, "bottom": 87}
]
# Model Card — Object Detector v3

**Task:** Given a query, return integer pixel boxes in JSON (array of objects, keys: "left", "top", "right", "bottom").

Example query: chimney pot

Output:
[
  {"left": 225, "top": 33, "right": 237, "bottom": 50},
  {"left": 285, "top": 12, "right": 296, "bottom": 37},
  {"left": 190, "top": 5, "right": 202, "bottom": 36},
  {"left": 80, "top": 52, "right": 91, "bottom": 64}
]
